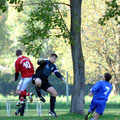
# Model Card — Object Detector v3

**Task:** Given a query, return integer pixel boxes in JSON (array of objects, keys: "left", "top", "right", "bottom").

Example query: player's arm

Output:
[
  {"left": 13, "top": 61, "right": 19, "bottom": 82},
  {"left": 89, "top": 81, "right": 101, "bottom": 96},
  {"left": 37, "top": 59, "right": 46, "bottom": 66},
  {"left": 14, "top": 72, "right": 19, "bottom": 81},
  {"left": 53, "top": 66, "right": 65, "bottom": 82}
]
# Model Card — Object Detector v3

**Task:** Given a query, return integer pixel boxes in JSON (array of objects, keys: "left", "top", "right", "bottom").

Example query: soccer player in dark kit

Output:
[{"left": 32, "top": 53, "right": 65, "bottom": 117}]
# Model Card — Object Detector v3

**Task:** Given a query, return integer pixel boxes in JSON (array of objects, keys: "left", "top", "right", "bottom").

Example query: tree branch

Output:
[
  {"left": 52, "top": 3, "right": 70, "bottom": 36},
  {"left": 54, "top": 2, "right": 71, "bottom": 8},
  {"left": 90, "top": 61, "right": 109, "bottom": 71},
  {"left": 10, "top": 2, "right": 71, "bottom": 8}
]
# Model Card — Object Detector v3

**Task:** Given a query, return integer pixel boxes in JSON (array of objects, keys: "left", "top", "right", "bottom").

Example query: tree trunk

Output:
[
  {"left": 112, "top": 82, "right": 117, "bottom": 95},
  {"left": 70, "top": 0, "right": 85, "bottom": 114}
]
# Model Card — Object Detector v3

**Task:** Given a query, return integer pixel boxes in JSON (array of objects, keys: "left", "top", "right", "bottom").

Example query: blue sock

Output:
[{"left": 91, "top": 118, "right": 95, "bottom": 120}]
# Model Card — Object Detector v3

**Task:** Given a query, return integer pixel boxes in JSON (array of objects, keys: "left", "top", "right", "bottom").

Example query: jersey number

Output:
[
  {"left": 23, "top": 61, "right": 31, "bottom": 69},
  {"left": 104, "top": 86, "right": 110, "bottom": 95}
]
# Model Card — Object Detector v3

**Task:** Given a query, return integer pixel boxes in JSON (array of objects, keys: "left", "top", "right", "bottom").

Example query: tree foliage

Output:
[
  {"left": 0, "top": 13, "right": 10, "bottom": 55},
  {"left": 99, "top": 0, "right": 120, "bottom": 26},
  {"left": 0, "top": 0, "right": 23, "bottom": 13},
  {"left": 20, "top": 0, "right": 69, "bottom": 57},
  {"left": 77, "top": 0, "right": 120, "bottom": 94}
]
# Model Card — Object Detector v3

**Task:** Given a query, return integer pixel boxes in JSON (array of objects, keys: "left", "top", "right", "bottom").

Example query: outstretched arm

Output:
[{"left": 54, "top": 70, "right": 65, "bottom": 82}]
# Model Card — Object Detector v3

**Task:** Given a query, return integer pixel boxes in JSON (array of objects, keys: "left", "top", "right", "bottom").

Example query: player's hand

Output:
[
  {"left": 88, "top": 92, "right": 93, "bottom": 97},
  {"left": 61, "top": 77, "right": 66, "bottom": 83},
  {"left": 12, "top": 78, "right": 16, "bottom": 82}
]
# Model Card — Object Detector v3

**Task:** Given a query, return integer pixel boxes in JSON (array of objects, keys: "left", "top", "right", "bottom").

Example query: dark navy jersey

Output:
[
  {"left": 90, "top": 81, "right": 112, "bottom": 101},
  {"left": 35, "top": 59, "right": 63, "bottom": 80}
]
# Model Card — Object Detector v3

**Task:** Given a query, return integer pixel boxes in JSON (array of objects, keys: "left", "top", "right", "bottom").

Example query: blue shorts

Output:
[{"left": 89, "top": 98, "right": 106, "bottom": 115}]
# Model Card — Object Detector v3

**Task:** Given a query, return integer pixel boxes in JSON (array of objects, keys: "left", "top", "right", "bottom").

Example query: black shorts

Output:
[{"left": 32, "top": 74, "right": 52, "bottom": 91}]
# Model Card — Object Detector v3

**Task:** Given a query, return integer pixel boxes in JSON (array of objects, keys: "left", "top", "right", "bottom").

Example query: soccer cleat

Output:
[
  {"left": 29, "top": 93, "right": 33, "bottom": 103},
  {"left": 49, "top": 111, "right": 58, "bottom": 118},
  {"left": 85, "top": 112, "right": 91, "bottom": 120},
  {"left": 40, "top": 95, "right": 46, "bottom": 103},
  {"left": 15, "top": 111, "right": 19, "bottom": 116}
]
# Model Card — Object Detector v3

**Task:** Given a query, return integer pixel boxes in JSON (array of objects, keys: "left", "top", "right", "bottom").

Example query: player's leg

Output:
[
  {"left": 47, "top": 87, "right": 58, "bottom": 118},
  {"left": 16, "top": 77, "right": 33, "bottom": 104},
  {"left": 85, "top": 99, "right": 96, "bottom": 120},
  {"left": 91, "top": 112, "right": 100, "bottom": 120},
  {"left": 16, "top": 79, "right": 25, "bottom": 105},
  {"left": 35, "top": 78, "right": 46, "bottom": 103},
  {"left": 93, "top": 100, "right": 106, "bottom": 120},
  {"left": 20, "top": 103, "right": 25, "bottom": 116},
  {"left": 32, "top": 76, "right": 45, "bottom": 103},
  {"left": 85, "top": 108, "right": 95, "bottom": 120},
  {"left": 21, "top": 77, "right": 33, "bottom": 103},
  {"left": 15, "top": 103, "right": 25, "bottom": 116},
  {"left": 15, "top": 106, "right": 21, "bottom": 116},
  {"left": 15, "top": 95, "right": 22, "bottom": 115}
]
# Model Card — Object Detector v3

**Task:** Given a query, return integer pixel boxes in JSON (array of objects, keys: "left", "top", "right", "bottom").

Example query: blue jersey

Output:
[{"left": 90, "top": 81, "right": 112, "bottom": 101}]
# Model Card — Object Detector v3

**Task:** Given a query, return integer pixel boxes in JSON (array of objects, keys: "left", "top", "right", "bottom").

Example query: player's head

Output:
[
  {"left": 16, "top": 49, "right": 22, "bottom": 57},
  {"left": 49, "top": 53, "right": 58, "bottom": 63},
  {"left": 104, "top": 73, "right": 112, "bottom": 82}
]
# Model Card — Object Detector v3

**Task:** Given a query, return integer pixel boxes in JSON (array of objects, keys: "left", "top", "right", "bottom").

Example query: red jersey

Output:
[{"left": 15, "top": 56, "right": 34, "bottom": 78}]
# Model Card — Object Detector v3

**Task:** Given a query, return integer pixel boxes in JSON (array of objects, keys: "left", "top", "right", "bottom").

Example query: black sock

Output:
[
  {"left": 18, "top": 107, "right": 21, "bottom": 113},
  {"left": 35, "top": 86, "right": 42, "bottom": 97},
  {"left": 20, "top": 103, "right": 25, "bottom": 116},
  {"left": 50, "top": 96, "right": 56, "bottom": 112}
]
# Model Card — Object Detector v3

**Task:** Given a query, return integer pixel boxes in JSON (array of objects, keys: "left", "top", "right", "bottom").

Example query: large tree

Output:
[
  {"left": 70, "top": 0, "right": 85, "bottom": 114},
  {"left": 0, "top": 0, "right": 85, "bottom": 114}
]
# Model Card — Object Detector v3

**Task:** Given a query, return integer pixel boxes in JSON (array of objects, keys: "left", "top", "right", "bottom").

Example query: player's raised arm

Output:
[{"left": 37, "top": 59, "right": 47, "bottom": 66}]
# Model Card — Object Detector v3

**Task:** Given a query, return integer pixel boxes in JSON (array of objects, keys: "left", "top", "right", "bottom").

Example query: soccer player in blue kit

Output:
[
  {"left": 32, "top": 53, "right": 65, "bottom": 117},
  {"left": 85, "top": 73, "right": 112, "bottom": 120}
]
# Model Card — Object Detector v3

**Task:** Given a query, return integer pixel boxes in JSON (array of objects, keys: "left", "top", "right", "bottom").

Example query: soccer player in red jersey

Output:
[{"left": 13, "top": 49, "right": 34, "bottom": 105}]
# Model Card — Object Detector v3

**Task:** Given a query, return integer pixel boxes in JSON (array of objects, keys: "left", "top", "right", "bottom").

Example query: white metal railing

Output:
[{"left": 2, "top": 100, "right": 43, "bottom": 116}]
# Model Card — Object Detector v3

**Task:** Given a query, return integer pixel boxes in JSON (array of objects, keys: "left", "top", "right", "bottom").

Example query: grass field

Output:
[
  {"left": 0, "top": 95, "right": 120, "bottom": 120},
  {"left": 0, "top": 110, "right": 120, "bottom": 120}
]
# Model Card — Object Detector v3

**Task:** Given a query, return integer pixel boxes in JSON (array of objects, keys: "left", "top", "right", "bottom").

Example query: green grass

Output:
[
  {"left": 0, "top": 95, "right": 120, "bottom": 119},
  {"left": 0, "top": 108, "right": 120, "bottom": 120},
  {"left": 0, "top": 111, "right": 120, "bottom": 120}
]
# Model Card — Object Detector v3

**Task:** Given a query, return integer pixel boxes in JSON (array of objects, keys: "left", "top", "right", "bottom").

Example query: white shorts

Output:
[{"left": 17, "top": 77, "right": 32, "bottom": 91}]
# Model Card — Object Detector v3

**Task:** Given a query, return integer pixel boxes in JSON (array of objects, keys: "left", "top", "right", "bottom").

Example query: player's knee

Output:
[
  {"left": 55, "top": 92, "right": 58, "bottom": 97},
  {"left": 51, "top": 91, "right": 58, "bottom": 97},
  {"left": 35, "top": 78, "right": 42, "bottom": 87}
]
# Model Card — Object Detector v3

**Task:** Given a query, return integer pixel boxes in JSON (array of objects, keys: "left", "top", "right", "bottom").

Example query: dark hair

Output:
[
  {"left": 50, "top": 53, "right": 58, "bottom": 58},
  {"left": 104, "top": 73, "right": 112, "bottom": 82},
  {"left": 16, "top": 49, "right": 22, "bottom": 56}
]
